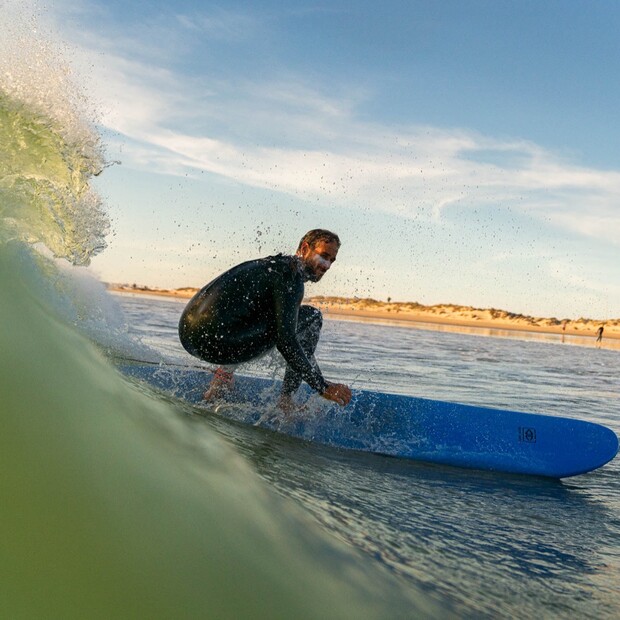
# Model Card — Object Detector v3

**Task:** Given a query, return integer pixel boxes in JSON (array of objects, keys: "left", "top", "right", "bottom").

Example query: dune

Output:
[{"left": 107, "top": 286, "right": 619, "bottom": 341}]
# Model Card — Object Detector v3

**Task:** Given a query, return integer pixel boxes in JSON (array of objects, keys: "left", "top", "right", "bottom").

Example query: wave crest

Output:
[{"left": 0, "top": 9, "right": 110, "bottom": 265}]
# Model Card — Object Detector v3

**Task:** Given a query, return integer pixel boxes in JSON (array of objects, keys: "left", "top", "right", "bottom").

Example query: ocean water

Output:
[
  {"left": 2, "top": 19, "right": 620, "bottom": 619},
  {"left": 115, "top": 293, "right": 620, "bottom": 619}
]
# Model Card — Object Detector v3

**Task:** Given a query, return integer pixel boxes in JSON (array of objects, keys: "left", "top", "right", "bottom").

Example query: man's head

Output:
[{"left": 296, "top": 229, "right": 341, "bottom": 283}]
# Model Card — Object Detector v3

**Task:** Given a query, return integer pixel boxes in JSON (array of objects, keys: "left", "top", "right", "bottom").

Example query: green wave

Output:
[{"left": 0, "top": 90, "right": 109, "bottom": 265}]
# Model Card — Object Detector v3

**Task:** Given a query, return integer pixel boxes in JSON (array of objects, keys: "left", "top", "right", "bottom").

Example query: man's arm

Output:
[
  {"left": 271, "top": 275, "right": 328, "bottom": 393},
  {"left": 271, "top": 270, "right": 351, "bottom": 407}
]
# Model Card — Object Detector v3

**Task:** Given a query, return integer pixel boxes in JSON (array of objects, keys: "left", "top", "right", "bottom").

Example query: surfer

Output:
[{"left": 178, "top": 229, "right": 352, "bottom": 412}]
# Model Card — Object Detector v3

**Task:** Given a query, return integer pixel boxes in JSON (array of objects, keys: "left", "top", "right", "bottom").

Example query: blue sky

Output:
[{"left": 18, "top": 0, "right": 620, "bottom": 318}]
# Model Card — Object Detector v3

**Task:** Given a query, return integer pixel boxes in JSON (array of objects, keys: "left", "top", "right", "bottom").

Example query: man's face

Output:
[{"left": 298, "top": 240, "right": 339, "bottom": 282}]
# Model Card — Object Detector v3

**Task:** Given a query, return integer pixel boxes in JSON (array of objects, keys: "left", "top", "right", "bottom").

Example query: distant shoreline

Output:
[{"left": 107, "top": 285, "right": 620, "bottom": 341}]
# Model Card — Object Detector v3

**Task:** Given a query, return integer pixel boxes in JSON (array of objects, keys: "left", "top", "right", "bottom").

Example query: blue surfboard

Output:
[{"left": 120, "top": 363, "right": 618, "bottom": 478}]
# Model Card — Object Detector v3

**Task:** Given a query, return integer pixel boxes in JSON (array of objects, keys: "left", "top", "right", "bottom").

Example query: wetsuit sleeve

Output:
[{"left": 271, "top": 274, "right": 328, "bottom": 394}]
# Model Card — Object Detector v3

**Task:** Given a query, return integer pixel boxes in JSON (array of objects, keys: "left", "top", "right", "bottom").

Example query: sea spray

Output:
[
  {"left": 0, "top": 5, "right": 130, "bottom": 353},
  {"left": 0, "top": 5, "right": 109, "bottom": 265},
  {"left": 0, "top": 89, "right": 109, "bottom": 264}
]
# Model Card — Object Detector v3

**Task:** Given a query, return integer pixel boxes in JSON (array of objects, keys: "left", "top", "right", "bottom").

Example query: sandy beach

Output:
[
  {"left": 309, "top": 296, "right": 620, "bottom": 340},
  {"left": 108, "top": 285, "right": 619, "bottom": 341}
]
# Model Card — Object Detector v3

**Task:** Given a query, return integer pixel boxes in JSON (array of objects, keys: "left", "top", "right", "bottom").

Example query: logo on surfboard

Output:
[{"left": 519, "top": 427, "right": 537, "bottom": 443}]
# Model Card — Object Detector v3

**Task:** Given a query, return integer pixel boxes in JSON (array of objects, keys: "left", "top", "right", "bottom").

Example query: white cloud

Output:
[
  {"left": 175, "top": 8, "right": 262, "bottom": 41},
  {"left": 126, "top": 115, "right": 620, "bottom": 244},
  {"left": 47, "top": 2, "right": 620, "bottom": 252}
]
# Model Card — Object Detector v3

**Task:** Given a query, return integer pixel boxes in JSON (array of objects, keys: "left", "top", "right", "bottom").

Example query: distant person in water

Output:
[
  {"left": 178, "top": 229, "right": 352, "bottom": 412},
  {"left": 596, "top": 325, "right": 604, "bottom": 347}
]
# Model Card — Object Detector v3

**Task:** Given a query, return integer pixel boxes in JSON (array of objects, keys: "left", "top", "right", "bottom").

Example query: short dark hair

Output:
[{"left": 297, "top": 229, "right": 341, "bottom": 252}]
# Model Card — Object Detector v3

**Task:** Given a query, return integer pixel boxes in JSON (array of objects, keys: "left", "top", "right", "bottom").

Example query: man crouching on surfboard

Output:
[{"left": 178, "top": 229, "right": 352, "bottom": 412}]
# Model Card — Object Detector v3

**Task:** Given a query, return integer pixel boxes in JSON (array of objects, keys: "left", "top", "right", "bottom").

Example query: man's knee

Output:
[{"left": 299, "top": 305, "right": 322, "bottom": 330}]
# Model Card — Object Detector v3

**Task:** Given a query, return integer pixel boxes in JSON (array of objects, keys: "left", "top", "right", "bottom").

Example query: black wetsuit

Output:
[{"left": 178, "top": 254, "right": 327, "bottom": 394}]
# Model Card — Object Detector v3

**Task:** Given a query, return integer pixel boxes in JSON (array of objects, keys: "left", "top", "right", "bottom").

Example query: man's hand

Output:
[{"left": 321, "top": 382, "right": 352, "bottom": 407}]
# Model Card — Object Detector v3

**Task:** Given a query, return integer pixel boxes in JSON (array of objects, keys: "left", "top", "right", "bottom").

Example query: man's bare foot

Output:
[
  {"left": 203, "top": 368, "right": 235, "bottom": 400},
  {"left": 277, "top": 393, "right": 308, "bottom": 415}
]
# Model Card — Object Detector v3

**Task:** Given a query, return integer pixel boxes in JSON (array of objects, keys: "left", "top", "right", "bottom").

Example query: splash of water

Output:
[{"left": 0, "top": 4, "right": 109, "bottom": 265}]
